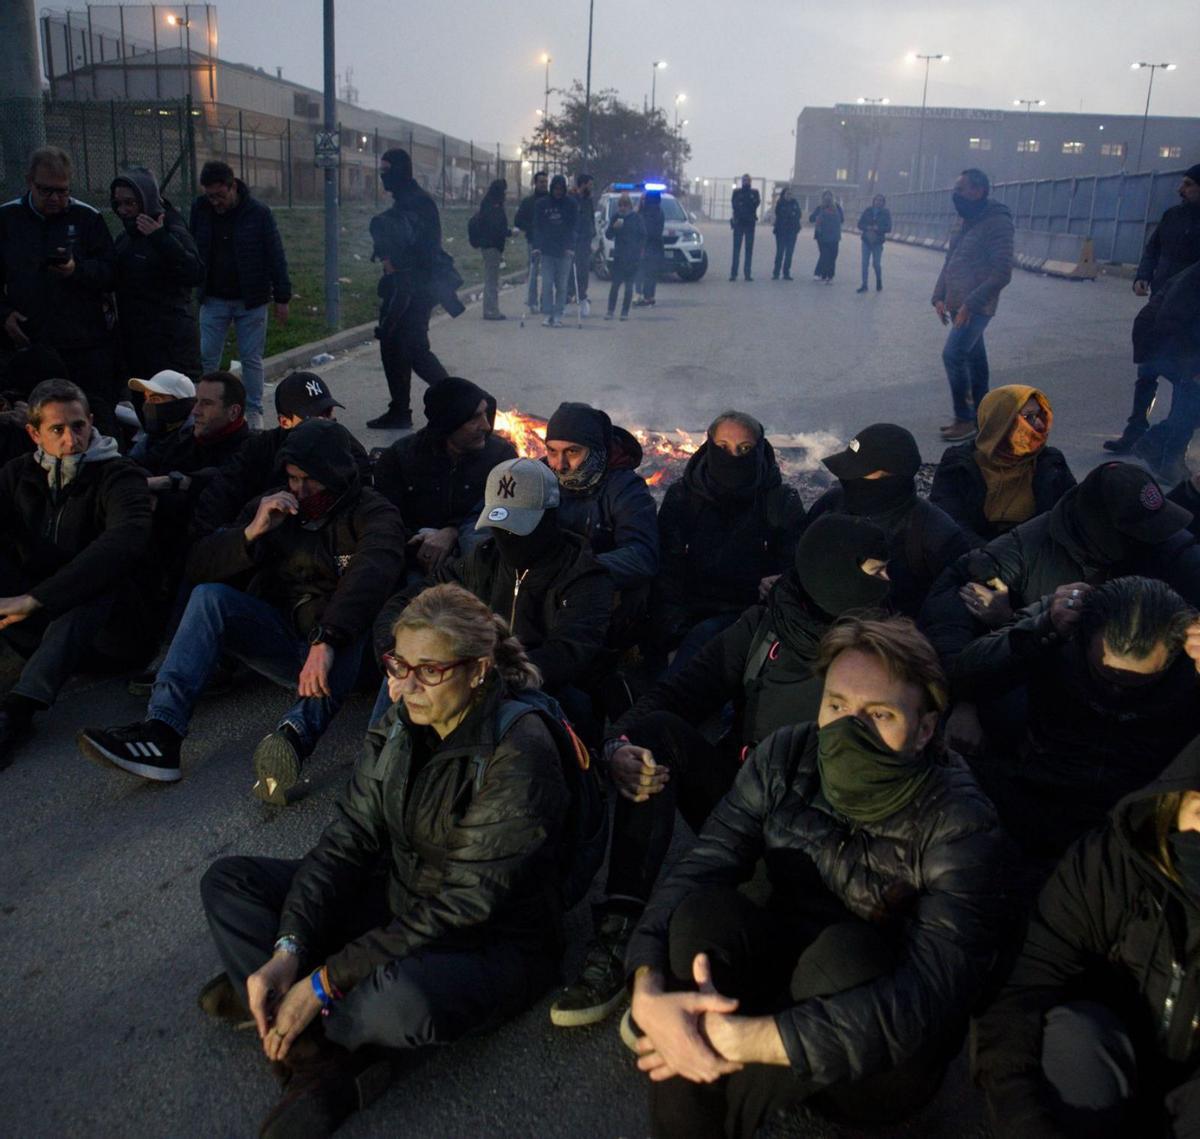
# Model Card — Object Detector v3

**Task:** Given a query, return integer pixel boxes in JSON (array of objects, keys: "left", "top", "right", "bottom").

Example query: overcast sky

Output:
[{"left": 218, "top": 0, "right": 1196, "bottom": 177}]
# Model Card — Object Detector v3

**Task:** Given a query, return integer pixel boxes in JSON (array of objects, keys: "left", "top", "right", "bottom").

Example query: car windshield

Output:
[{"left": 604, "top": 195, "right": 688, "bottom": 222}]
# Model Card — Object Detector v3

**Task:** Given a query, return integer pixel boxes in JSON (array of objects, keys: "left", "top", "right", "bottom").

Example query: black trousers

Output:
[
  {"left": 607, "top": 262, "right": 638, "bottom": 316},
  {"left": 199, "top": 855, "right": 557, "bottom": 1053},
  {"left": 648, "top": 887, "right": 949, "bottom": 1139},
  {"left": 772, "top": 234, "right": 797, "bottom": 276},
  {"left": 814, "top": 239, "right": 840, "bottom": 279},
  {"left": 730, "top": 226, "right": 755, "bottom": 278},
  {"left": 378, "top": 296, "right": 449, "bottom": 415},
  {"left": 605, "top": 711, "right": 740, "bottom": 906}
]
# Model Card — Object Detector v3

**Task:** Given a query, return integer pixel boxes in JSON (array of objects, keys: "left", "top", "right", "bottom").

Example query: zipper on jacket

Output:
[
  {"left": 1162, "top": 959, "right": 1185, "bottom": 1037},
  {"left": 510, "top": 568, "right": 529, "bottom": 628}
]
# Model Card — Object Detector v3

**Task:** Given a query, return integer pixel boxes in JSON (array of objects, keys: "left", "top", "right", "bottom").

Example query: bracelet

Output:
[
  {"left": 310, "top": 968, "right": 333, "bottom": 1008},
  {"left": 273, "top": 935, "right": 304, "bottom": 957}
]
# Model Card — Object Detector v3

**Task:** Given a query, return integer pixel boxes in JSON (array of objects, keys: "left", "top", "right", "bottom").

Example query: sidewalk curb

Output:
[{"left": 263, "top": 268, "right": 530, "bottom": 381}]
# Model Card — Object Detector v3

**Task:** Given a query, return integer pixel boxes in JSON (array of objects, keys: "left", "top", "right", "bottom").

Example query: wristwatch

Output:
[
  {"left": 168, "top": 470, "right": 185, "bottom": 493},
  {"left": 308, "top": 624, "right": 345, "bottom": 649}
]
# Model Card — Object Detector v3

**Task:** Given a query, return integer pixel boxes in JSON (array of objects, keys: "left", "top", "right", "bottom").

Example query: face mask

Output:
[
  {"left": 817, "top": 714, "right": 933, "bottom": 825},
  {"left": 298, "top": 489, "right": 337, "bottom": 522},
  {"left": 142, "top": 397, "right": 195, "bottom": 436},
  {"left": 840, "top": 475, "right": 915, "bottom": 516},
  {"left": 556, "top": 447, "right": 607, "bottom": 494},
  {"left": 705, "top": 443, "right": 760, "bottom": 494},
  {"left": 953, "top": 192, "right": 987, "bottom": 220},
  {"left": 1169, "top": 831, "right": 1200, "bottom": 895},
  {"left": 1004, "top": 413, "right": 1049, "bottom": 459},
  {"left": 380, "top": 169, "right": 400, "bottom": 193},
  {"left": 492, "top": 514, "right": 561, "bottom": 569}
]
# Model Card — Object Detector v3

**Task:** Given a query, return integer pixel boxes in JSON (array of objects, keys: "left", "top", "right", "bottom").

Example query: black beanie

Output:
[
  {"left": 794, "top": 514, "right": 891, "bottom": 618},
  {"left": 545, "top": 401, "right": 612, "bottom": 454},
  {"left": 1186, "top": 163, "right": 1200, "bottom": 186},
  {"left": 424, "top": 377, "right": 489, "bottom": 436},
  {"left": 381, "top": 148, "right": 413, "bottom": 181}
]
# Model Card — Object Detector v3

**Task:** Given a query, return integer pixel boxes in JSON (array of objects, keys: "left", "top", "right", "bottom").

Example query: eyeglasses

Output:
[
  {"left": 34, "top": 184, "right": 70, "bottom": 198},
  {"left": 381, "top": 652, "right": 472, "bottom": 686}
]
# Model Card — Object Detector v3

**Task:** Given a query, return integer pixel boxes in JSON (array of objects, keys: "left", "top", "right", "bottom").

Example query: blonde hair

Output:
[{"left": 393, "top": 583, "right": 541, "bottom": 690}]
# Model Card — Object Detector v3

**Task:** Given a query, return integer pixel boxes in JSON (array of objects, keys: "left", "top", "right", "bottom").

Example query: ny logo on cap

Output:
[
  {"left": 848, "top": 439, "right": 861, "bottom": 452},
  {"left": 305, "top": 380, "right": 323, "bottom": 398},
  {"left": 497, "top": 475, "right": 517, "bottom": 499}
]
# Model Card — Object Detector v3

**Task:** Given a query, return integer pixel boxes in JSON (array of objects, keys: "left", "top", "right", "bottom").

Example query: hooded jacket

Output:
[
  {"left": 0, "top": 192, "right": 115, "bottom": 353},
  {"left": 654, "top": 439, "right": 805, "bottom": 640},
  {"left": 277, "top": 677, "right": 569, "bottom": 993},
  {"left": 857, "top": 205, "right": 892, "bottom": 246},
  {"left": 1136, "top": 200, "right": 1200, "bottom": 291},
  {"left": 0, "top": 432, "right": 152, "bottom": 617},
  {"left": 376, "top": 531, "right": 614, "bottom": 694},
  {"left": 975, "top": 739, "right": 1200, "bottom": 1137},
  {"left": 190, "top": 180, "right": 292, "bottom": 309},
  {"left": 513, "top": 187, "right": 546, "bottom": 243},
  {"left": 605, "top": 210, "right": 646, "bottom": 266},
  {"left": 476, "top": 188, "right": 509, "bottom": 253},
  {"left": 932, "top": 198, "right": 1014, "bottom": 317},
  {"left": 110, "top": 170, "right": 204, "bottom": 378},
  {"left": 639, "top": 196, "right": 666, "bottom": 254},
  {"left": 186, "top": 422, "right": 405, "bottom": 644},
  {"left": 532, "top": 187, "right": 579, "bottom": 258},
  {"left": 626, "top": 722, "right": 1009, "bottom": 1088},
  {"left": 553, "top": 425, "right": 660, "bottom": 590}
]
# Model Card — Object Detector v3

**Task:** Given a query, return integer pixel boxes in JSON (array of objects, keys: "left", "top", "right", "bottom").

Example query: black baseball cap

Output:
[
  {"left": 274, "top": 372, "right": 344, "bottom": 418},
  {"left": 1083, "top": 462, "right": 1191, "bottom": 545},
  {"left": 822, "top": 423, "right": 922, "bottom": 481}
]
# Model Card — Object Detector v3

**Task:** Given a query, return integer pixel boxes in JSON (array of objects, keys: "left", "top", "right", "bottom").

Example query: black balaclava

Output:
[
  {"left": 817, "top": 715, "right": 933, "bottom": 825},
  {"left": 142, "top": 396, "right": 196, "bottom": 436},
  {"left": 952, "top": 191, "right": 988, "bottom": 222},
  {"left": 704, "top": 439, "right": 763, "bottom": 495},
  {"left": 1170, "top": 831, "right": 1200, "bottom": 896},
  {"left": 380, "top": 148, "right": 414, "bottom": 195},
  {"left": 492, "top": 509, "right": 563, "bottom": 569},
  {"left": 794, "top": 513, "right": 890, "bottom": 618},
  {"left": 1058, "top": 477, "right": 1130, "bottom": 566},
  {"left": 840, "top": 473, "right": 916, "bottom": 516}
]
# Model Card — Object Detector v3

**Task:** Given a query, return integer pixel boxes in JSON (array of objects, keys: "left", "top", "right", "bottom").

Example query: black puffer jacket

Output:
[
  {"left": 187, "top": 422, "right": 405, "bottom": 644},
  {"left": 1136, "top": 201, "right": 1200, "bottom": 291},
  {"left": 277, "top": 678, "right": 569, "bottom": 993},
  {"left": 373, "top": 428, "right": 517, "bottom": 550},
  {"left": 0, "top": 193, "right": 115, "bottom": 352},
  {"left": 975, "top": 739, "right": 1200, "bottom": 1138},
  {"left": 553, "top": 426, "right": 659, "bottom": 590},
  {"left": 513, "top": 189, "right": 546, "bottom": 243},
  {"left": 189, "top": 424, "right": 371, "bottom": 537},
  {"left": 627, "top": 722, "right": 1009, "bottom": 1086},
  {"left": 929, "top": 442, "right": 1076, "bottom": 548},
  {"left": 805, "top": 485, "right": 969, "bottom": 618},
  {"left": 654, "top": 441, "right": 805, "bottom": 643},
  {"left": 730, "top": 185, "right": 760, "bottom": 229},
  {"left": 1169, "top": 476, "right": 1200, "bottom": 541},
  {"left": 921, "top": 496, "right": 1200, "bottom": 667},
  {"left": 476, "top": 196, "right": 509, "bottom": 253},
  {"left": 111, "top": 170, "right": 203, "bottom": 379},
  {"left": 605, "top": 211, "right": 646, "bottom": 266},
  {"left": 190, "top": 180, "right": 292, "bottom": 308},
  {"left": 617, "top": 572, "right": 830, "bottom": 751},
  {"left": 773, "top": 197, "right": 802, "bottom": 237}
]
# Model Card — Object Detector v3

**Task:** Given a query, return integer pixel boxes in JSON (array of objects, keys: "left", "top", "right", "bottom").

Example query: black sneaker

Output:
[
  {"left": 857, "top": 285, "right": 869, "bottom": 293},
  {"left": 550, "top": 907, "right": 639, "bottom": 1027},
  {"left": 1103, "top": 429, "right": 1145, "bottom": 454},
  {"left": 365, "top": 409, "right": 413, "bottom": 430},
  {"left": 78, "top": 720, "right": 182, "bottom": 782},
  {"left": 252, "top": 724, "right": 307, "bottom": 806}
]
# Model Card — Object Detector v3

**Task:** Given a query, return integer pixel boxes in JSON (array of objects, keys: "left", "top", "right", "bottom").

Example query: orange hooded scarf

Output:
[{"left": 973, "top": 384, "right": 1052, "bottom": 525}]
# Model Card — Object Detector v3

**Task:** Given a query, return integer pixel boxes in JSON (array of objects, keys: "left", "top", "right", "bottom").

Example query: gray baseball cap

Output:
[{"left": 475, "top": 457, "right": 561, "bottom": 536}]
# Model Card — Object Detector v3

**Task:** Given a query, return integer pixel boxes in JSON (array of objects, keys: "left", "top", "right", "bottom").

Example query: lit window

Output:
[
  {"left": 866, "top": 169, "right": 877, "bottom": 182},
  {"left": 835, "top": 168, "right": 849, "bottom": 182},
  {"left": 1017, "top": 139, "right": 1040, "bottom": 153},
  {"left": 1160, "top": 145, "right": 1183, "bottom": 159},
  {"left": 1062, "top": 141, "right": 1085, "bottom": 155},
  {"left": 968, "top": 137, "right": 991, "bottom": 151},
  {"left": 1101, "top": 143, "right": 1126, "bottom": 158}
]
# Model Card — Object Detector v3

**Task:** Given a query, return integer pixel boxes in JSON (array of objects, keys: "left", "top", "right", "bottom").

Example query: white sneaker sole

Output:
[
  {"left": 549, "top": 986, "right": 627, "bottom": 1028},
  {"left": 78, "top": 732, "right": 181, "bottom": 782}
]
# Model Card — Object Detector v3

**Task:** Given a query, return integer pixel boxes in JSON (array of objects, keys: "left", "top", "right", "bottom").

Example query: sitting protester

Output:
[
  {"left": 549, "top": 514, "right": 890, "bottom": 1029},
  {"left": 197, "top": 584, "right": 571, "bottom": 1139},
  {"left": 975, "top": 735, "right": 1200, "bottom": 1139},
  {"left": 625, "top": 616, "right": 1008, "bottom": 1139},
  {"left": 191, "top": 371, "right": 367, "bottom": 537},
  {"left": 930, "top": 384, "right": 1075, "bottom": 548},
  {"left": 653, "top": 410, "right": 805, "bottom": 669},
  {"left": 953, "top": 575, "right": 1200, "bottom": 860},
  {"left": 78, "top": 419, "right": 405, "bottom": 800},
  {"left": 0, "top": 379, "right": 154, "bottom": 768},
  {"left": 1169, "top": 470, "right": 1200, "bottom": 541},
  {"left": 806, "top": 423, "right": 969, "bottom": 616},
  {"left": 373, "top": 377, "right": 517, "bottom": 577}
]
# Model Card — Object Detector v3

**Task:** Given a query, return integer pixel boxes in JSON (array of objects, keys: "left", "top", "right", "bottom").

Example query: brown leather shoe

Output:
[
  {"left": 197, "top": 972, "right": 252, "bottom": 1027},
  {"left": 940, "top": 420, "right": 978, "bottom": 442}
]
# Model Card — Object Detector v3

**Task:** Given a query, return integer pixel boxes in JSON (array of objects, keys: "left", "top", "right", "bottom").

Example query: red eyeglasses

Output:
[{"left": 381, "top": 652, "right": 472, "bottom": 686}]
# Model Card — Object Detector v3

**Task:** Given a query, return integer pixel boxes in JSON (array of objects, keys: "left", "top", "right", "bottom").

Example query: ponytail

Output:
[{"left": 491, "top": 614, "right": 542, "bottom": 691}]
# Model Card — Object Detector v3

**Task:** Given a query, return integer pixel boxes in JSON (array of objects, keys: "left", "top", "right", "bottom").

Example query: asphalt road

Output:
[{"left": 1, "top": 222, "right": 1140, "bottom": 1138}]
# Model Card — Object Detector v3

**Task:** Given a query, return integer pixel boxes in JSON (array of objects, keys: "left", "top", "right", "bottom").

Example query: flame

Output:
[{"left": 493, "top": 407, "right": 549, "bottom": 459}]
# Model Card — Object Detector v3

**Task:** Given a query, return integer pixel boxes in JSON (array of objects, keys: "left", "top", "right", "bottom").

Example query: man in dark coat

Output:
[
  {"left": 514, "top": 170, "right": 549, "bottom": 317},
  {"left": 729, "top": 174, "right": 760, "bottom": 281},
  {"left": 570, "top": 173, "right": 596, "bottom": 315},
  {"left": 0, "top": 147, "right": 118, "bottom": 434},
  {"left": 549, "top": 514, "right": 890, "bottom": 1030},
  {"left": 1105, "top": 164, "right": 1200, "bottom": 453},
  {"left": 634, "top": 190, "right": 665, "bottom": 306},
  {"left": 110, "top": 167, "right": 204, "bottom": 382},
  {"left": 0, "top": 379, "right": 153, "bottom": 768},
  {"left": 625, "top": 616, "right": 1008, "bottom": 1139},
  {"left": 366, "top": 148, "right": 452, "bottom": 430},
  {"left": 532, "top": 175, "right": 579, "bottom": 327},
  {"left": 856, "top": 193, "right": 892, "bottom": 293},
  {"left": 79, "top": 419, "right": 406, "bottom": 798},
  {"left": 373, "top": 377, "right": 517, "bottom": 578},
  {"left": 805, "top": 422, "right": 969, "bottom": 618},
  {"left": 191, "top": 161, "right": 292, "bottom": 429},
  {"left": 476, "top": 178, "right": 510, "bottom": 321},
  {"left": 770, "top": 187, "right": 801, "bottom": 280}
]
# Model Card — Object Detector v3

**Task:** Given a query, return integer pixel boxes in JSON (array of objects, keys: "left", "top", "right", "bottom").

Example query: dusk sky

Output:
[{"left": 217, "top": 0, "right": 1195, "bottom": 177}]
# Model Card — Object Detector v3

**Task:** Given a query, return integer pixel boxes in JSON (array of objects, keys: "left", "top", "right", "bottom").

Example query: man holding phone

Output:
[{"left": 0, "top": 147, "right": 118, "bottom": 434}]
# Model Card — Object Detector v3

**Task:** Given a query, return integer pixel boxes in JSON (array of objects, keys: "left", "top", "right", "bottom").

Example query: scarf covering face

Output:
[
  {"left": 298, "top": 489, "right": 338, "bottom": 522},
  {"left": 1169, "top": 830, "right": 1200, "bottom": 898},
  {"left": 840, "top": 474, "right": 916, "bottom": 516},
  {"left": 142, "top": 397, "right": 196, "bottom": 436},
  {"left": 973, "top": 385, "right": 1051, "bottom": 525},
  {"left": 817, "top": 714, "right": 934, "bottom": 825},
  {"left": 704, "top": 440, "right": 763, "bottom": 496},
  {"left": 556, "top": 446, "right": 608, "bottom": 493}
]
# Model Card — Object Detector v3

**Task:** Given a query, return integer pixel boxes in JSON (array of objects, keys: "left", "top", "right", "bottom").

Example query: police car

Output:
[{"left": 592, "top": 182, "right": 708, "bottom": 282}]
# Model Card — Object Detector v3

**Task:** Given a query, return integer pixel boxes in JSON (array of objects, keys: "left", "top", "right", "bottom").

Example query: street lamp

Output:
[
  {"left": 1013, "top": 98, "right": 1045, "bottom": 177},
  {"left": 650, "top": 60, "right": 668, "bottom": 113},
  {"left": 1131, "top": 62, "right": 1177, "bottom": 171},
  {"left": 673, "top": 93, "right": 687, "bottom": 132},
  {"left": 166, "top": 12, "right": 193, "bottom": 101},
  {"left": 908, "top": 52, "right": 949, "bottom": 191},
  {"left": 539, "top": 53, "right": 552, "bottom": 163}
]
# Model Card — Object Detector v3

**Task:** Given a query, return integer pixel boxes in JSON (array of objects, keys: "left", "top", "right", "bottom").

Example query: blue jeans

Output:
[
  {"left": 860, "top": 240, "right": 883, "bottom": 286},
  {"left": 942, "top": 311, "right": 993, "bottom": 422},
  {"left": 539, "top": 254, "right": 571, "bottom": 318},
  {"left": 199, "top": 298, "right": 269, "bottom": 417},
  {"left": 526, "top": 248, "right": 540, "bottom": 311},
  {"left": 148, "top": 583, "right": 362, "bottom": 751}
]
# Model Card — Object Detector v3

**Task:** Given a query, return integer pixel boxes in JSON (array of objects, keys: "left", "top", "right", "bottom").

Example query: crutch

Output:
[
  {"left": 571, "top": 256, "right": 583, "bottom": 328},
  {"left": 520, "top": 253, "right": 538, "bottom": 329}
]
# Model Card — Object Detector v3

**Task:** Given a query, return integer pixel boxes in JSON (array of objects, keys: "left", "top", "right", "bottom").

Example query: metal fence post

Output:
[
  {"left": 237, "top": 108, "right": 245, "bottom": 180},
  {"left": 286, "top": 119, "right": 293, "bottom": 208},
  {"left": 373, "top": 127, "right": 379, "bottom": 207},
  {"left": 441, "top": 133, "right": 447, "bottom": 206},
  {"left": 1109, "top": 172, "right": 1125, "bottom": 262},
  {"left": 110, "top": 100, "right": 119, "bottom": 180},
  {"left": 79, "top": 102, "right": 91, "bottom": 191}
]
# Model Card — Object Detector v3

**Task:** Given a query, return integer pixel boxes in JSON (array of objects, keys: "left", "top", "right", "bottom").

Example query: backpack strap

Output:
[{"left": 741, "top": 622, "right": 779, "bottom": 690}]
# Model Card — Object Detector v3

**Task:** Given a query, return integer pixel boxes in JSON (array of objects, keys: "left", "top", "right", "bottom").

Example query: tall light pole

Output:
[
  {"left": 166, "top": 12, "right": 192, "bottom": 102},
  {"left": 1013, "top": 98, "right": 1045, "bottom": 177},
  {"left": 540, "top": 53, "right": 552, "bottom": 167},
  {"left": 673, "top": 93, "right": 687, "bottom": 132},
  {"left": 322, "top": 0, "right": 338, "bottom": 331},
  {"left": 650, "top": 60, "right": 667, "bottom": 113},
  {"left": 1131, "top": 62, "right": 1176, "bottom": 171},
  {"left": 908, "top": 52, "right": 949, "bottom": 191},
  {"left": 582, "top": 1, "right": 594, "bottom": 167}
]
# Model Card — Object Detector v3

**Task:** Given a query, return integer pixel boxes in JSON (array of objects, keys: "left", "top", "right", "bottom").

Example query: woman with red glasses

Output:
[{"left": 198, "top": 583, "right": 571, "bottom": 1138}]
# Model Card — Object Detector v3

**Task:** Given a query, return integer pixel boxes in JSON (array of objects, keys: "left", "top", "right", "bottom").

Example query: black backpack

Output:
[{"left": 467, "top": 211, "right": 483, "bottom": 249}]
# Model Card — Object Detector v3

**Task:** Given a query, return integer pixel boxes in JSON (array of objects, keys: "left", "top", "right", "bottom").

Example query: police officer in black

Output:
[{"left": 729, "top": 174, "right": 761, "bottom": 282}]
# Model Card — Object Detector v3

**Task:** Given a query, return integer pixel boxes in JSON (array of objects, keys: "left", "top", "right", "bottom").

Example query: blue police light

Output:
[
  {"left": 611, "top": 182, "right": 636, "bottom": 190},
  {"left": 643, "top": 182, "right": 667, "bottom": 191}
]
